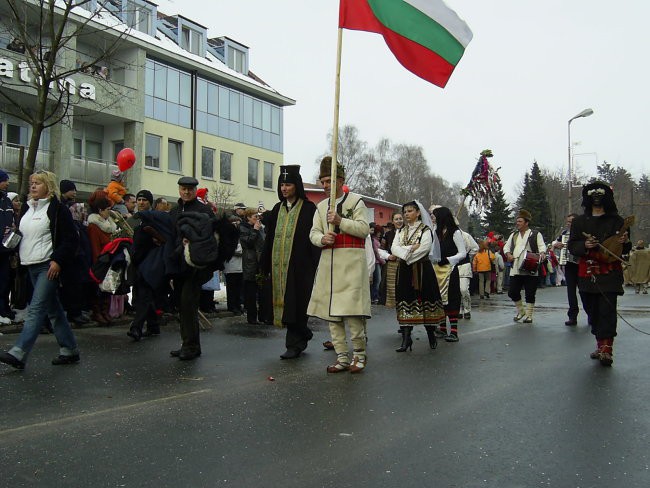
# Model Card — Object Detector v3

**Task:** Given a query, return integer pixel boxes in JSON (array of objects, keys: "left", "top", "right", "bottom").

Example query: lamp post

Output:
[{"left": 567, "top": 108, "right": 594, "bottom": 213}]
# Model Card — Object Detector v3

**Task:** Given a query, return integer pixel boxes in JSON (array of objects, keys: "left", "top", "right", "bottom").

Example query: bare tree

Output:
[
  {"left": 0, "top": 0, "right": 137, "bottom": 195},
  {"left": 317, "top": 124, "right": 373, "bottom": 191},
  {"left": 210, "top": 183, "right": 238, "bottom": 216}
]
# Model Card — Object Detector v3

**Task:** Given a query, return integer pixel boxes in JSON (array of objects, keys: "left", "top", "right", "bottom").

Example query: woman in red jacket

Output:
[{"left": 87, "top": 190, "right": 117, "bottom": 324}]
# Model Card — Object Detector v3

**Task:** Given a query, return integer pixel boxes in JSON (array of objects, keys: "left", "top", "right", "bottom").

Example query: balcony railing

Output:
[
  {"left": 0, "top": 143, "right": 53, "bottom": 173},
  {"left": 70, "top": 156, "right": 118, "bottom": 186}
]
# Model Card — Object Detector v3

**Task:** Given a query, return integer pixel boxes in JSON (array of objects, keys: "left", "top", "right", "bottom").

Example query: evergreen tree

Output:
[
  {"left": 482, "top": 181, "right": 512, "bottom": 236},
  {"left": 515, "top": 161, "right": 554, "bottom": 240},
  {"left": 466, "top": 211, "right": 484, "bottom": 239}
]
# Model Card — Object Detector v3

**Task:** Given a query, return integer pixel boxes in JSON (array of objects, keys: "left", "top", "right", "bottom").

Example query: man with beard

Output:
[
  {"left": 261, "top": 165, "right": 320, "bottom": 359},
  {"left": 568, "top": 182, "right": 631, "bottom": 366}
]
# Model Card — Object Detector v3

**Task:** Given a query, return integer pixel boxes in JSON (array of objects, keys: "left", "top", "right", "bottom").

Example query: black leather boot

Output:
[
  {"left": 396, "top": 327, "right": 413, "bottom": 352},
  {"left": 424, "top": 326, "right": 438, "bottom": 349}
]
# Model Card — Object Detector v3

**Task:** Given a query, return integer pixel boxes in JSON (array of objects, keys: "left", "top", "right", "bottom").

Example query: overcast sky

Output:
[{"left": 162, "top": 0, "right": 650, "bottom": 200}]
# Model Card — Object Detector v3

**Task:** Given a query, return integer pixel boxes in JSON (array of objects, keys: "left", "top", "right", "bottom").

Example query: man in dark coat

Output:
[
  {"left": 568, "top": 181, "right": 631, "bottom": 367},
  {"left": 167, "top": 177, "right": 216, "bottom": 360},
  {"left": 166, "top": 177, "right": 237, "bottom": 360},
  {"left": 261, "top": 165, "right": 320, "bottom": 359}
]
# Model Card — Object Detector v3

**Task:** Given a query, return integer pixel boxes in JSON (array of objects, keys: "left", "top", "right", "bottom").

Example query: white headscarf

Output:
[
  {"left": 7, "top": 192, "right": 18, "bottom": 202},
  {"left": 412, "top": 200, "right": 441, "bottom": 263}
]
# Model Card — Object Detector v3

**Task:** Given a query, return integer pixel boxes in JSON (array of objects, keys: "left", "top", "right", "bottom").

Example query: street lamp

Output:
[{"left": 567, "top": 108, "right": 594, "bottom": 213}]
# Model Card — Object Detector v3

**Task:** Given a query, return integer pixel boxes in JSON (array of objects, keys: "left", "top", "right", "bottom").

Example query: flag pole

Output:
[{"left": 328, "top": 27, "right": 343, "bottom": 232}]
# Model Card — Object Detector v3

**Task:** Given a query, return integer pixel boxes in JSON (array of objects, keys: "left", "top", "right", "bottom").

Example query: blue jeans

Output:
[
  {"left": 371, "top": 264, "right": 382, "bottom": 302},
  {"left": 9, "top": 261, "right": 79, "bottom": 362}
]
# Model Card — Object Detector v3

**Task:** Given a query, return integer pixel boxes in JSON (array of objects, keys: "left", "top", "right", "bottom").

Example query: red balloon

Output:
[
  {"left": 342, "top": 185, "right": 350, "bottom": 194},
  {"left": 116, "top": 148, "right": 136, "bottom": 172}
]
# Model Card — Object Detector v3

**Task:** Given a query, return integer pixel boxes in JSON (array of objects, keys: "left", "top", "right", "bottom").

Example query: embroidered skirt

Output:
[{"left": 395, "top": 258, "right": 445, "bottom": 326}]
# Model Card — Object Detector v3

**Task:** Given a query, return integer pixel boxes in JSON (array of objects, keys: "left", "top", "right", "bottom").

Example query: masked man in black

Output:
[{"left": 568, "top": 182, "right": 631, "bottom": 366}]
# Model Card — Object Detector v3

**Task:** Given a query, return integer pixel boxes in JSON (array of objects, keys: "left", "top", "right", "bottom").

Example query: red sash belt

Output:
[
  {"left": 578, "top": 253, "right": 622, "bottom": 278},
  {"left": 325, "top": 234, "right": 365, "bottom": 249}
]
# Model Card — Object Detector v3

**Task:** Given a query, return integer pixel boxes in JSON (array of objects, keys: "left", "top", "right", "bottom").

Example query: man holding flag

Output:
[{"left": 308, "top": 157, "right": 371, "bottom": 374}]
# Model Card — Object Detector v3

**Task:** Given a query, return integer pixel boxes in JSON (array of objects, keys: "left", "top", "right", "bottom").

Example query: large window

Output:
[
  {"left": 220, "top": 151, "right": 232, "bottom": 182},
  {"left": 263, "top": 161, "right": 274, "bottom": 190},
  {"left": 168, "top": 140, "right": 183, "bottom": 173},
  {"left": 227, "top": 46, "right": 246, "bottom": 73},
  {"left": 145, "top": 59, "right": 191, "bottom": 128},
  {"left": 181, "top": 26, "right": 203, "bottom": 56},
  {"left": 201, "top": 147, "right": 215, "bottom": 179},
  {"left": 248, "top": 158, "right": 259, "bottom": 187},
  {"left": 145, "top": 133, "right": 161, "bottom": 169}
]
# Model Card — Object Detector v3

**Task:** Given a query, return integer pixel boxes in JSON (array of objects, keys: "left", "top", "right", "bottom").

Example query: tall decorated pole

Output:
[{"left": 457, "top": 149, "right": 501, "bottom": 218}]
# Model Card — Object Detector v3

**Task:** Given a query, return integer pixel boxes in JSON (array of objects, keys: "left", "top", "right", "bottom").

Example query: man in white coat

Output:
[{"left": 308, "top": 157, "right": 371, "bottom": 374}]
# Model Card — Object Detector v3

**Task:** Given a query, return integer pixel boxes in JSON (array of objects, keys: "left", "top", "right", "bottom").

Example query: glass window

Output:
[
  {"left": 243, "top": 95, "right": 252, "bottom": 126},
  {"left": 73, "top": 138, "right": 82, "bottom": 157},
  {"left": 197, "top": 79, "right": 207, "bottom": 112},
  {"left": 218, "top": 87, "right": 229, "bottom": 119},
  {"left": 145, "top": 59, "right": 154, "bottom": 96},
  {"left": 191, "top": 30, "right": 202, "bottom": 55},
  {"left": 271, "top": 106, "right": 280, "bottom": 134},
  {"left": 180, "top": 72, "right": 191, "bottom": 106},
  {"left": 253, "top": 100, "right": 262, "bottom": 129},
  {"left": 7, "top": 124, "right": 27, "bottom": 145},
  {"left": 207, "top": 83, "right": 218, "bottom": 115},
  {"left": 166, "top": 68, "right": 179, "bottom": 103},
  {"left": 86, "top": 140, "right": 102, "bottom": 160},
  {"left": 168, "top": 140, "right": 182, "bottom": 173},
  {"left": 153, "top": 62, "right": 166, "bottom": 99},
  {"left": 145, "top": 133, "right": 161, "bottom": 168},
  {"left": 229, "top": 91, "right": 240, "bottom": 122},
  {"left": 263, "top": 161, "right": 273, "bottom": 189},
  {"left": 201, "top": 146, "right": 215, "bottom": 179},
  {"left": 220, "top": 151, "right": 232, "bottom": 182},
  {"left": 248, "top": 157, "right": 259, "bottom": 187},
  {"left": 262, "top": 103, "right": 271, "bottom": 132},
  {"left": 181, "top": 27, "right": 190, "bottom": 51},
  {"left": 113, "top": 141, "right": 124, "bottom": 160}
]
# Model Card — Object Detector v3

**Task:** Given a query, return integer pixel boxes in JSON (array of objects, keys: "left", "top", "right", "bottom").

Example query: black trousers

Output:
[
  {"left": 508, "top": 274, "right": 538, "bottom": 304},
  {"left": 564, "top": 262, "right": 580, "bottom": 321},
  {"left": 580, "top": 292, "right": 618, "bottom": 339},
  {"left": 132, "top": 278, "right": 161, "bottom": 333},
  {"left": 175, "top": 270, "right": 206, "bottom": 354},
  {"left": 285, "top": 315, "right": 313, "bottom": 352},
  {"left": 225, "top": 273, "right": 243, "bottom": 313},
  {"left": 0, "top": 252, "right": 11, "bottom": 317},
  {"left": 244, "top": 280, "right": 259, "bottom": 323}
]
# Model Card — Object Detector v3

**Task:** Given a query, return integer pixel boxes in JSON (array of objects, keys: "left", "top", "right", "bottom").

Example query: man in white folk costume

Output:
[{"left": 308, "top": 157, "right": 371, "bottom": 374}]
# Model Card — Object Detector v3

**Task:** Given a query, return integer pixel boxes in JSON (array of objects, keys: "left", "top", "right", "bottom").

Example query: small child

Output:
[
  {"left": 473, "top": 240, "right": 495, "bottom": 299},
  {"left": 106, "top": 169, "right": 128, "bottom": 215}
]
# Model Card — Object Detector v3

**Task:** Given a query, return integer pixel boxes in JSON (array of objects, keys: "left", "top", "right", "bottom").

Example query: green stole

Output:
[{"left": 271, "top": 198, "right": 304, "bottom": 327}]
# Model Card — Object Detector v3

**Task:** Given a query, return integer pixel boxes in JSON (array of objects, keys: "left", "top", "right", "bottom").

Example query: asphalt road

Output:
[{"left": 0, "top": 286, "right": 648, "bottom": 488}]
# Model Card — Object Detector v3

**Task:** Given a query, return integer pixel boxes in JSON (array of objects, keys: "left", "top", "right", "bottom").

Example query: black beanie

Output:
[
  {"left": 136, "top": 189, "right": 154, "bottom": 205},
  {"left": 60, "top": 179, "right": 76, "bottom": 193}
]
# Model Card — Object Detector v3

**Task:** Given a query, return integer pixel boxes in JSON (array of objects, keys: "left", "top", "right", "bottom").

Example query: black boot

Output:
[
  {"left": 424, "top": 326, "right": 438, "bottom": 349},
  {"left": 396, "top": 327, "right": 413, "bottom": 352}
]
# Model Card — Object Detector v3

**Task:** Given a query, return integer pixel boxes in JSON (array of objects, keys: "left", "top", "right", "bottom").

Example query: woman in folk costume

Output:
[
  {"left": 377, "top": 212, "right": 404, "bottom": 308},
  {"left": 391, "top": 200, "right": 445, "bottom": 352},
  {"left": 504, "top": 209, "right": 546, "bottom": 323},
  {"left": 431, "top": 206, "right": 467, "bottom": 342},
  {"left": 260, "top": 165, "right": 320, "bottom": 359},
  {"left": 308, "top": 157, "right": 371, "bottom": 374}
]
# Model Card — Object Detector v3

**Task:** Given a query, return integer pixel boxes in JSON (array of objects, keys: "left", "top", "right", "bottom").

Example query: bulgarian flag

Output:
[{"left": 339, "top": 0, "right": 473, "bottom": 87}]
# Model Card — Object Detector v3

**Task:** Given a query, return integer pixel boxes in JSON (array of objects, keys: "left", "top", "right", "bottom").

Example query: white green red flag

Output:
[{"left": 339, "top": 0, "right": 473, "bottom": 87}]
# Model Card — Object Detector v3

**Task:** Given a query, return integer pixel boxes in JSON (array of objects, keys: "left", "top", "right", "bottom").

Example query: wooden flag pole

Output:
[{"left": 328, "top": 27, "right": 344, "bottom": 232}]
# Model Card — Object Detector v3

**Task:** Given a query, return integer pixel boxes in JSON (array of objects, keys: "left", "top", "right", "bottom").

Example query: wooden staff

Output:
[{"left": 328, "top": 28, "right": 343, "bottom": 232}]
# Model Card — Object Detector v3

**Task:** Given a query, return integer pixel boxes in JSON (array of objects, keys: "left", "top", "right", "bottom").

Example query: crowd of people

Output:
[{"left": 0, "top": 162, "right": 642, "bottom": 372}]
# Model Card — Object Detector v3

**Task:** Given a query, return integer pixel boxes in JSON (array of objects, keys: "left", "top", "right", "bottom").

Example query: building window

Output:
[
  {"left": 248, "top": 157, "right": 259, "bottom": 187},
  {"left": 168, "top": 140, "right": 183, "bottom": 173},
  {"left": 227, "top": 45, "right": 247, "bottom": 73},
  {"left": 145, "top": 133, "right": 161, "bottom": 169},
  {"left": 220, "top": 151, "right": 232, "bottom": 182},
  {"left": 181, "top": 26, "right": 203, "bottom": 56},
  {"left": 201, "top": 147, "right": 215, "bottom": 179},
  {"left": 263, "top": 161, "right": 274, "bottom": 190}
]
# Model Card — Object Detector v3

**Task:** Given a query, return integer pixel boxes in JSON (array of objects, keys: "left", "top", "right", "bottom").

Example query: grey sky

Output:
[{"left": 164, "top": 0, "right": 650, "bottom": 200}]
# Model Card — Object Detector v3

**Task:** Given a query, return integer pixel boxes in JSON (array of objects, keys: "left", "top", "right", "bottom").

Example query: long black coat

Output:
[
  {"left": 261, "top": 199, "right": 320, "bottom": 325},
  {"left": 568, "top": 212, "right": 631, "bottom": 294}
]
